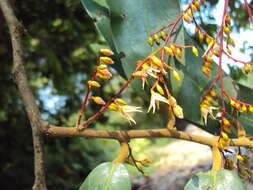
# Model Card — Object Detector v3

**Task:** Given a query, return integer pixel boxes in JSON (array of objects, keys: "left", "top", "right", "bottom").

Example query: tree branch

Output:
[
  {"left": 0, "top": 0, "right": 47, "bottom": 189},
  {"left": 47, "top": 125, "right": 253, "bottom": 149}
]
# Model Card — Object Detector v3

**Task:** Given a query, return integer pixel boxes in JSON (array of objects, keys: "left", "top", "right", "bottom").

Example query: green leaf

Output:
[
  {"left": 80, "top": 0, "right": 126, "bottom": 78},
  {"left": 79, "top": 162, "right": 131, "bottom": 190},
  {"left": 184, "top": 169, "right": 247, "bottom": 190}
]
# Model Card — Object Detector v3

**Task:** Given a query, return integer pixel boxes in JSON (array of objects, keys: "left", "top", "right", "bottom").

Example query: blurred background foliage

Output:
[{"left": 0, "top": 0, "right": 252, "bottom": 189}]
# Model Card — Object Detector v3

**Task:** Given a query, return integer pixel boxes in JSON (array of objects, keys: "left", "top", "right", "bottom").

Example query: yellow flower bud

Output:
[
  {"left": 241, "top": 105, "right": 247, "bottom": 112},
  {"left": 183, "top": 12, "right": 191, "bottom": 23},
  {"left": 192, "top": 46, "right": 199, "bottom": 56},
  {"left": 187, "top": 9, "right": 193, "bottom": 18},
  {"left": 172, "top": 70, "right": 180, "bottom": 81},
  {"left": 227, "top": 48, "right": 232, "bottom": 55},
  {"left": 211, "top": 49, "right": 219, "bottom": 57},
  {"left": 194, "top": 1, "right": 200, "bottom": 10},
  {"left": 230, "top": 99, "right": 236, "bottom": 107},
  {"left": 225, "top": 16, "right": 231, "bottom": 25},
  {"left": 198, "top": 32, "right": 204, "bottom": 42},
  {"left": 150, "top": 56, "right": 163, "bottom": 67},
  {"left": 191, "top": 3, "right": 198, "bottom": 12},
  {"left": 156, "top": 84, "right": 164, "bottom": 95},
  {"left": 154, "top": 34, "right": 160, "bottom": 45},
  {"left": 97, "top": 64, "right": 107, "bottom": 71},
  {"left": 235, "top": 103, "right": 241, "bottom": 110},
  {"left": 249, "top": 106, "right": 253, "bottom": 113},
  {"left": 99, "top": 49, "right": 114, "bottom": 56},
  {"left": 170, "top": 44, "right": 176, "bottom": 53},
  {"left": 223, "top": 119, "right": 230, "bottom": 126},
  {"left": 148, "top": 36, "right": 153, "bottom": 46},
  {"left": 173, "top": 105, "right": 184, "bottom": 119},
  {"left": 244, "top": 65, "right": 249, "bottom": 74},
  {"left": 100, "top": 57, "right": 114, "bottom": 64},
  {"left": 108, "top": 103, "right": 119, "bottom": 111},
  {"left": 236, "top": 155, "right": 244, "bottom": 161},
  {"left": 175, "top": 48, "right": 182, "bottom": 58},
  {"left": 205, "top": 36, "right": 212, "bottom": 45},
  {"left": 115, "top": 98, "right": 127, "bottom": 105},
  {"left": 200, "top": 0, "right": 205, "bottom": 4},
  {"left": 91, "top": 96, "right": 106, "bottom": 105},
  {"left": 87, "top": 80, "right": 101, "bottom": 88},
  {"left": 132, "top": 71, "right": 143, "bottom": 78},
  {"left": 160, "top": 31, "right": 167, "bottom": 41},
  {"left": 169, "top": 96, "right": 177, "bottom": 107},
  {"left": 205, "top": 55, "right": 213, "bottom": 63},
  {"left": 224, "top": 26, "right": 231, "bottom": 35},
  {"left": 164, "top": 46, "right": 174, "bottom": 56},
  {"left": 227, "top": 37, "right": 235, "bottom": 47},
  {"left": 221, "top": 132, "right": 229, "bottom": 141}
]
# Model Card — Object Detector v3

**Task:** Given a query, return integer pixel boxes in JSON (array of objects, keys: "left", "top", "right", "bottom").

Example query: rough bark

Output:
[{"left": 0, "top": 0, "right": 47, "bottom": 189}]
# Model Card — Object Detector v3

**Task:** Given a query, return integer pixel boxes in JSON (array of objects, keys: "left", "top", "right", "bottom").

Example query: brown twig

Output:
[
  {"left": 46, "top": 125, "right": 253, "bottom": 149},
  {"left": 0, "top": 0, "right": 47, "bottom": 190}
]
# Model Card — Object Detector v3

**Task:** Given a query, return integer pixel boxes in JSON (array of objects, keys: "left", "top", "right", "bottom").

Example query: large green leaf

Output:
[
  {"left": 184, "top": 169, "right": 247, "bottom": 190},
  {"left": 79, "top": 162, "right": 131, "bottom": 190},
  {"left": 81, "top": 0, "right": 253, "bottom": 135},
  {"left": 80, "top": 0, "right": 126, "bottom": 78}
]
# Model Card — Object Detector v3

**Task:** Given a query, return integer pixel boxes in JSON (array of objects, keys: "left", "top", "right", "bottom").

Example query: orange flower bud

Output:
[
  {"left": 211, "top": 49, "right": 219, "bottom": 57},
  {"left": 99, "top": 57, "right": 114, "bottom": 64},
  {"left": 99, "top": 49, "right": 114, "bottom": 56},
  {"left": 87, "top": 80, "right": 101, "bottom": 88},
  {"left": 91, "top": 96, "right": 106, "bottom": 105},
  {"left": 210, "top": 90, "right": 217, "bottom": 98},
  {"left": 200, "top": 0, "right": 205, "bottom": 4}
]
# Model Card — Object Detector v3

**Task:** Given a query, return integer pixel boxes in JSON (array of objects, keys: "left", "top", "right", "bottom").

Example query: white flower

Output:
[
  {"left": 148, "top": 91, "right": 170, "bottom": 114},
  {"left": 200, "top": 104, "right": 218, "bottom": 125},
  {"left": 119, "top": 105, "right": 142, "bottom": 125}
]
